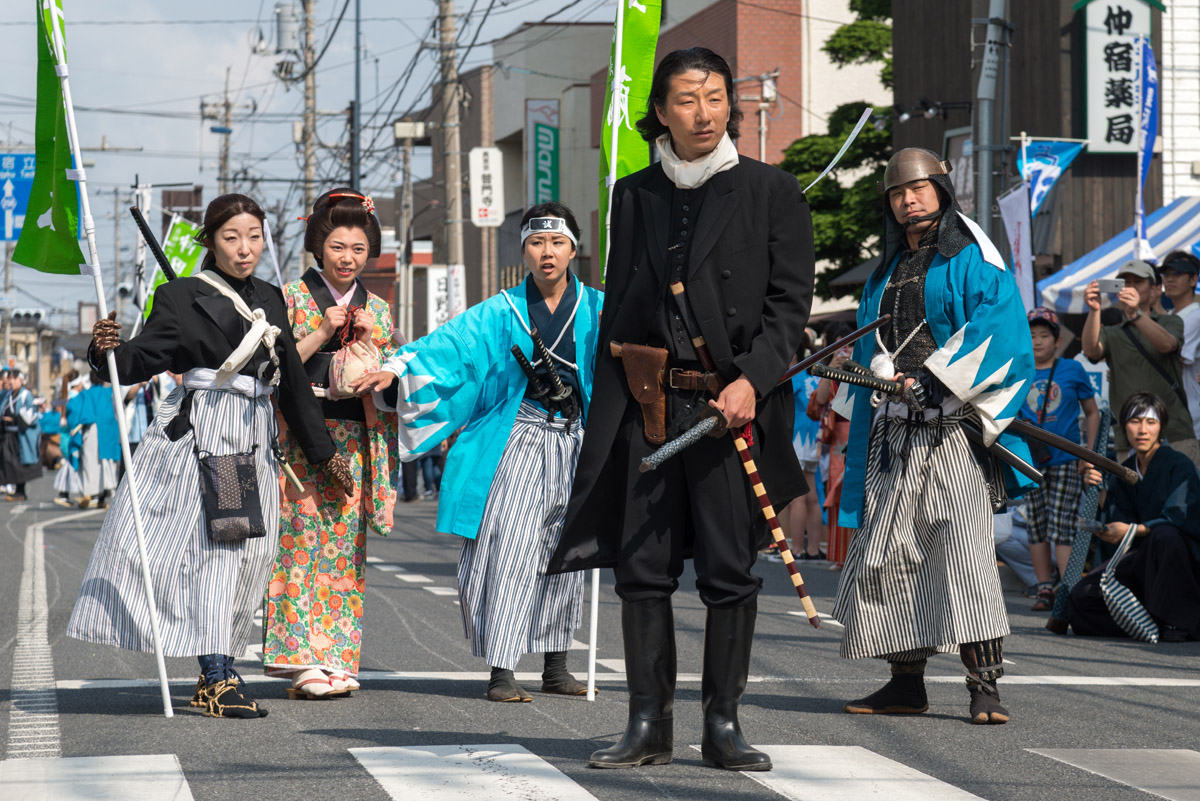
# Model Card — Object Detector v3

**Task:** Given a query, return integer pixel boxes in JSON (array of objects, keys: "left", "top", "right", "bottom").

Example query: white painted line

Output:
[
  {"left": 0, "top": 754, "right": 195, "bottom": 801},
  {"left": 55, "top": 672, "right": 1200, "bottom": 690},
  {"left": 397, "top": 574, "right": 433, "bottom": 583},
  {"left": 1029, "top": 749, "right": 1200, "bottom": 801},
  {"left": 569, "top": 639, "right": 588, "bottom": 651},
  {"left": 700, "top": 745, "right": 984, "bottom": 800},
  {"left": 424, "top": 586, "right": 458, "bottom": 596},
  {"left": 373, "top": 564, "right": 404, "bottom": 572},
  {"left": 351, "top": 745, "right": 599, "bottom": 801},
  {"left": 787, "top": 611, "right": 844, "bottom": 628},
  {"left": 3, "top": 512, "right": 97, "bottom": 758},
  {"left": 366, "top": 555, "right": 384, "bottom": 563}
]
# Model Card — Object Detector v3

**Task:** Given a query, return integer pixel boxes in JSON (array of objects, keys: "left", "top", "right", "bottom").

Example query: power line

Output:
[{"left": 0, "top": 16, "right": 427, "bottom": 26}]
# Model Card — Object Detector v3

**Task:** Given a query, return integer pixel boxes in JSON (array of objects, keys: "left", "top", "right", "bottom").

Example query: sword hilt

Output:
[
  {"left": 511, "top": 345, "right": 551, "bottom": 399},
  {"left": 530, "top": 327, "right": 572, "bottom": 402},
  {"left": 809, "top": 362, "right": 925, "bottom": 414}
]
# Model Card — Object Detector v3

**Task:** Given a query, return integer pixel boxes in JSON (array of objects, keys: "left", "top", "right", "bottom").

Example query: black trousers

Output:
[
  {"left": 1068, "top": 524, "right": 1200, "bottom": 638},
  {"left": 612, "top": 402, "right": 765, "bottom": 608}
]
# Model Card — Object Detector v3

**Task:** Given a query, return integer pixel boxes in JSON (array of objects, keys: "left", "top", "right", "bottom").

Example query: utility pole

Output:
[
  {"left": 975, "top": 0, "right": 1008, "bottom": 237},
  {"left": 3, "top": 242, "right": 11, "bottom": 362},
  {"left": 303, "top": 0, "right": 317, "bottom": 270},
  {"left": 220, "top": 67, "right": 232, "bottom": 195},
  {"left": 351, "top": 0, "right": 362, "bottom": 188},
  {"left": 480, "top": 64, "right": 494, "bottom": 300},
  {"left": 400, "top": 137, "right": 413, "bottom": 337},
  {"left": 438, "top": 0, "right": 464, "bottom": 286},
  {"left": 735, "top": 70, "right": 779, "bottom": 162}
]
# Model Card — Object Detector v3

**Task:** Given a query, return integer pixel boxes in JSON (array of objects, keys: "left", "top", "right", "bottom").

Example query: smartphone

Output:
[{"left": 1097, "top": 278, "right": 1126, "bottom": 294}]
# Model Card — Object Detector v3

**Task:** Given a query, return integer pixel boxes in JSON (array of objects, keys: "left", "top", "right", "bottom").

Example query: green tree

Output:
[{"left": 782, "top": 1, "right": 892, "bottom": 300}]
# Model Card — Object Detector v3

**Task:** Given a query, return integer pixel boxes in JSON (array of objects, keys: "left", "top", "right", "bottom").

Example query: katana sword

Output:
[
  {"left": 667, "top": 281, "right": 820, "bottom": 628},
  {"left": 129, "top": 206, "right": 177, "bottom": 280},
  {"left": 511, "top": 344, "right": 552, "bottom": 400},
  {"left": 813, "top": 367, "right": 1139, "bottom": 485},
  {"left": 642, "top": 317, "right": 891, "bottom": 472},
  {"left": 776, "top": 315, "right": 891, "bottom": 387}
]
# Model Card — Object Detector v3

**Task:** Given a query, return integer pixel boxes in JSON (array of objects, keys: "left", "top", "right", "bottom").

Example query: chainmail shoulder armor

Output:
[{"left": 879, "top": 228, "right": 939, "bottom": 373}]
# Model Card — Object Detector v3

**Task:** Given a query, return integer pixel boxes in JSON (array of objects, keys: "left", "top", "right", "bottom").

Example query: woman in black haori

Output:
[{"left": 67, "top": 194, "right": 354, "bottom": 719}]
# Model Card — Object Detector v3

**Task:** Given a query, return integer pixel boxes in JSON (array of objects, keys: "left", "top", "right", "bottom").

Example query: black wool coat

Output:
[
  {"left": 94, "top": 268, "right": 335, "bottom": 464},
  {"left": 548, "top": 155, "right": 815, "bottom": 573}
]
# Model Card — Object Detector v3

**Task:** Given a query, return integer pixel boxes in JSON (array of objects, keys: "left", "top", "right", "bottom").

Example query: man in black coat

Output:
[{"left": 547, "top": 47, "right": 814, "bottom": 772}]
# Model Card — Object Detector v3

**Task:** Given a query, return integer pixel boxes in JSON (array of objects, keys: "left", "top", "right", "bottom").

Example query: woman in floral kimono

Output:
[{"left": 262, "top": 188, "right": 399, "bottom": 699}]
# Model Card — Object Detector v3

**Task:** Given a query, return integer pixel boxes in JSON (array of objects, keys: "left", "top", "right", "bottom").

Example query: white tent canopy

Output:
[{"left": 1038, "top": 195, "right": 1200, "bottom": 313}]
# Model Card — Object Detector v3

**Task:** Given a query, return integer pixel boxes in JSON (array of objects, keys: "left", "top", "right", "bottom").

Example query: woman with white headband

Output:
[
  {"left": 355, "top": 201, "right": 604, "bottom": 701},
  {"left": 1066, "top": 392, "right": 1200, "bottom": 642}
]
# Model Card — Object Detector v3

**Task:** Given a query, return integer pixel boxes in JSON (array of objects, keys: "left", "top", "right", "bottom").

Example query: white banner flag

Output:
[{"left": 997, "top": 182, "right": 1035, "bottom": 311}]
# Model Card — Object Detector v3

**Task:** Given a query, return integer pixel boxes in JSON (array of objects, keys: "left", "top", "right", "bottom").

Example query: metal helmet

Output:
[{"left": 878, "top": 148, "right": 952, "bottom": 194}]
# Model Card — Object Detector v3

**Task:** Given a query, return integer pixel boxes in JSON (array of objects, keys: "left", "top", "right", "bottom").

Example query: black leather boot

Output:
[
  {"left": 589, "top": 598, "right": 675, "bottom": 768},
  {"left": 700, "top": 600, "right": 771, "bottom": 771}
]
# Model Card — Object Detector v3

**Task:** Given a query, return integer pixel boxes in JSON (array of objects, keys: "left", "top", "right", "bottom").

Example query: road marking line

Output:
[
  {"left": 5, "top": 511, "right": 96, "bottom": 759},
  {"left": 1029, "top": 749, "right": 1200, "bottom": 801},
  {"left": 424, "top": 586, "right": 458, "bottom": 596},
  {"left": 373, "top": 564, "right": 404, "bottom": 572},
  {"left": 366, "top": 555, "right": 384, "bottom": 563},
  {"left": 569, "top": 638, "right": 588, "bottom": 651},
  {"left": 786, "top": 611, "right": 845, "bottom": 628},
  {"left": 701, "top": 745, "right": 984, "bottom": 800},
  {"left": 0, "top": 753, "right": 195, "bottom": 801},
  {"left": 350, "top": 744, "right": 599, "bottom": 801},
  {"left": 397, "top": 574, "right": 433, "bottom": 583},
  {"left": 53, "top": 672, "right": 1200, "bottom": 690}
]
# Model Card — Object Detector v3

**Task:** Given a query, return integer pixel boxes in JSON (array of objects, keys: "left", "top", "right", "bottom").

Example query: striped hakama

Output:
[
  {"left": 67, "top": 385, "right": 282, "bottom": 657},
  {"left": 832, "top": 408, "right": 1009, "bottom": 660},
  {"left": 457, "top": 402, "right": 585, "bottom": 670}
]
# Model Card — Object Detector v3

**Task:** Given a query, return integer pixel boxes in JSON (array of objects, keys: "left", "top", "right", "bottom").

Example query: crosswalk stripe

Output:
[
  {"left": 424, "top": 586, "right": 459, "bottom": 596},
  {"left": 714, "top": 745, "right": 984, "bottom": 800},
  {"left": 350, "top": 745, "right": 598, "bottom": 800},
  {"left": 1029, "top": 748, "right": 1200, "bottom": 801},
  {"left": 397, "top": 574, "right": 433, "bottom": 583},
  {"left": 0, "top": 754, "right": 194, "bottom": 801}
]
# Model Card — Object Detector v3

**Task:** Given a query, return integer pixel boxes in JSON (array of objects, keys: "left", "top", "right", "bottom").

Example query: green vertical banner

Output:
[
  {"left": 13, "top": 0, "right": 87, "bottom": 275},
  {"left": 598, "top": 0, "right": 661, "bottom": 281},
  {"left": 143, "top": 215, "right": 204, "bottom": 318}
]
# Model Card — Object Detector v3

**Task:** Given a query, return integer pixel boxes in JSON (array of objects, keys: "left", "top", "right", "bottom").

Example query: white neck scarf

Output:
[{"left": 656, "top": 132, "right": 739, "bottom": 189}]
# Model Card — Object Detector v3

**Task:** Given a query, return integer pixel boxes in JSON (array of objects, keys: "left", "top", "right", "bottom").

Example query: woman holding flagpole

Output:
[
  {"left": 262, "top": 188, "right": 400, "bottom": 699},
  {"left": 354, "top": 201, "right": 603, "bottom": 703},
  {"left": 67, "top": 193, "right": 354, "bottom": 719}
]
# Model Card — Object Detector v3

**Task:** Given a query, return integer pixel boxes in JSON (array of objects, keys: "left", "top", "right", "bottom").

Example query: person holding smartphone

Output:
[{"left": 1081, "top": 259, "right": 1198, "bottom": 464}]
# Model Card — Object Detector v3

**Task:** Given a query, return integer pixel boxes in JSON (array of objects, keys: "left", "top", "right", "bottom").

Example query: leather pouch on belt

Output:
[{"left": 611, "top": 341, "right": 669, "bottom": 445}]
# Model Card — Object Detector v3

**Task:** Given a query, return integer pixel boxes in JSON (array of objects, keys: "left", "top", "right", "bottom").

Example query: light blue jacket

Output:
[
  {"left": 839, "top": 214, "right": 1036, "bottom": 529},
  {"left": 381, "top": 274, "right": 603, "bottom": 539},
  {"left": 6, "top": 386, "right": 41, "bottom": 466}
]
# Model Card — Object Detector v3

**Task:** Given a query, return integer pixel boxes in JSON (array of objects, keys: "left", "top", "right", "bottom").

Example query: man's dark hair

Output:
[
  {"left": 521, "top": 201, "right": 581, "bottom": 246},
  {"left": 1120, "top": 392, "right": 1169, "bottom": 431},
  {"left": 636, "top": 47, "right": 743, "bottom": 143}
]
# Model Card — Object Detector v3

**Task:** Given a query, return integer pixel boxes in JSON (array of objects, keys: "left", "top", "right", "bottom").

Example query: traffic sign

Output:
[{"left": 0, "top": 153, "right": 36, "bottom": 242}]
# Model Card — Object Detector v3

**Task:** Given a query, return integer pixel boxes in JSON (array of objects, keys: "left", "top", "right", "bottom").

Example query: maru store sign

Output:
[{"left": 525, "top": 100, "right": 559, "bottom": 205}]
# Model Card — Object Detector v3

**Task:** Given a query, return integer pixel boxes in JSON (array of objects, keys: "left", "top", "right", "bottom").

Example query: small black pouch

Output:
[
  {"left": 1028, "top": 438, "right": 1053, "bottom": 465},
  {"left": 196, "top": 444, "right": 266, "bottom": 542}
]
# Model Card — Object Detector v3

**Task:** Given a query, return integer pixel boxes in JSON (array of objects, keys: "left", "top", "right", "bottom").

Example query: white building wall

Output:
[
  {"left": 801, "top": 0, "right": 890, "bottom": 138},
  {"left": 1162, "top": 0, "right": 1200, "bottom": 204}
]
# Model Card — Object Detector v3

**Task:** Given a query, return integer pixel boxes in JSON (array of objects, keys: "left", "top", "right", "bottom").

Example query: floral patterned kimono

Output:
[{"left": 263, "top": 269, "right": 399, "bottom": 679}]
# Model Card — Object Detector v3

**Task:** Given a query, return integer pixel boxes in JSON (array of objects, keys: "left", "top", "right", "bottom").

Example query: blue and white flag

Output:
[
  {"left": 1017, "top": 140, "right": 1084, "bottom": 218},
  {"left": 1135, "top": 37, "right": 1159, "bottom": 263}
]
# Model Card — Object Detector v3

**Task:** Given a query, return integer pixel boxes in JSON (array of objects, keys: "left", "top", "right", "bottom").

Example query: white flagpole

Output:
[
  {"left": 589, "top": 0, "right": 626, "bottom": 704},
  {"left": 45, "top": 3, "right": 174, "bottom": 718},
  {"left": 601, "top": 0, "right": 626, "bottom": 280}
]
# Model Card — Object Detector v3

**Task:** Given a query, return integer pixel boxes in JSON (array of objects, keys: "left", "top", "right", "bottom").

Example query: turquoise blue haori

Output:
[
  {"left": 377, "top": 273, "right": 603, "bottom": 540},
  {"left": 837, "top": 212, "right": 1037, "bottom": 530}
]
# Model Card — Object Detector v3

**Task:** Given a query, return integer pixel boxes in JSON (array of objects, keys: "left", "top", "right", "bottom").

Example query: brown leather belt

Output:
[{"left": 668, "top": 368, "right": 723, "bottom": 396}]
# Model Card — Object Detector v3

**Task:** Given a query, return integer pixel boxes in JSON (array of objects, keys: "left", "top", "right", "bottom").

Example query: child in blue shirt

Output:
[{"left": 1019, "top": 307, "right": 1099, "bottom": 611}]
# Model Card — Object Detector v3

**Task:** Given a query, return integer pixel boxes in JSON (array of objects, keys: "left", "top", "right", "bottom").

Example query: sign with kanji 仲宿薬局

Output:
[{"left": 1085, "top": 0, "right": 1151, "bottom": 154}]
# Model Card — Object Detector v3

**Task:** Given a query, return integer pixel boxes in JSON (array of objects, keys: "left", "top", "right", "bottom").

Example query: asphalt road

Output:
[{"left": 1, "top": 476, "right": 1198, "bottom": 801}]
